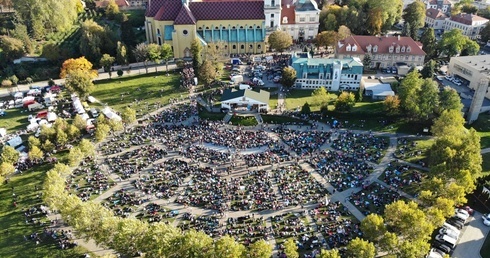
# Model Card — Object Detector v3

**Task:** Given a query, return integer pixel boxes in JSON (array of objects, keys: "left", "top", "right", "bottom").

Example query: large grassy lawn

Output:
[
  {"left": 469, "top": 113, "right": 490, "bottom": 149},
  {"left": 0, "top": 164, "right": 89, "bottom": 258},
  {"left": 0, "top": 108, "right": 31, "bottom": 133},
  {"left": 92, "top": 72, "right": 186, "bottom": 114},
  {"left": 283, "top": 90, "right": 337, "bottom": 111}
]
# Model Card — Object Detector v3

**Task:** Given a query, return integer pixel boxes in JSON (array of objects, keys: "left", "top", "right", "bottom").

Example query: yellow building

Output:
[{"left": 145, "top": 0, "right": 266, "bottom": 58}]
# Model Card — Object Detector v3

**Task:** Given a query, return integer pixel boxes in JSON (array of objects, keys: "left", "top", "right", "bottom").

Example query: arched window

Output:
[
  {"left": 249, "top": 44, "right": 253, "bottom": 49},
  {"left": 240, "top": 45, "right": 245, "bottom": 49},
  {"left": 232, "top": 26, "right": 236, "bottom": 29},
  {"left": 240, "top": 26, "right": 244, "bottom": 29},
  {"left": 215, "top": 27, "right": 219, "bottom": 30},
  {"left": 232, "top": 45, "right": 236, "bottom": 49},
  {"left": 206, "top": 26, "right": 210, "bottom": 29},
  {"left": 249, "top": 26, "right": 253, "bottom": 29},
  {"left": 257, "top": 45, "right": 261, "bottom": 49}
]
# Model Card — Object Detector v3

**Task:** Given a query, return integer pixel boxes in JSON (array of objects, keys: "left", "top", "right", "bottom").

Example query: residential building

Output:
[
  {"left": 145, "top": 0, "right": 266, "bottom": 58},
  {"left": 443, "top": 13, "right": 489, "bottom": 40},
  {"left": 424, "top": 0, "right": 451, "bottom": 14},
  {"left": 425, "top": 8, "right": 447, "bottom": 30},
  {"left": 448, "top": 55, "right": 490, "bottom": 123},
  {"left": 290, "top": 53, "right": 363, "bottom": 91},
  {"left": 280, "top": 0, "right": 320, "bottom": 42},
  {"left": 335, "top": 35, "right": 426, "bottom": 69}
]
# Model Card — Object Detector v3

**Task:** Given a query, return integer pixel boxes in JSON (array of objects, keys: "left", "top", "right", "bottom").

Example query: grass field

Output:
[
  {"left": 0, "top": 164, "right": 89, "bottom": 258},
  {"left": 91, "top": 72, "right": 186, "bottom": 114},
  {"left": 469, "top": 113, "right": 490, "bottom": 149},
  {"left": 283, "top": 90, "right": 336, "bottom": 111},
  {"left": 0, "top": 108, "right": 31, "bottom": 133}
]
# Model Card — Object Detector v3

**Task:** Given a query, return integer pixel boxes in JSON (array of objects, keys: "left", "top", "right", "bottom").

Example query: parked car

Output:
[
  {"left": 435, "top": 234, "right": 457, "bottom": 249},
  {"left": 432, "top": 241, "right": 452, "bottom": 254},
  {"left": 482, "top": 214, "right": 490, "bottom": 226},
  {"left": 446, "top": 217, "right": 464, "bottom": 229},
  {"left": 458, "top": 206, "right": 474, "bottom": 215},
  {"left": 439, "top": 227, "right": 459, "bottom": 240}
]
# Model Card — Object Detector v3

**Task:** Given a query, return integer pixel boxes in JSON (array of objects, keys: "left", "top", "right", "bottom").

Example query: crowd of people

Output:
[
  {"left": 382, "top": 162, "right": 423, "bottom": 192},
  {"left": 349, "top": 183, "right": 402, "bottom": 215}
]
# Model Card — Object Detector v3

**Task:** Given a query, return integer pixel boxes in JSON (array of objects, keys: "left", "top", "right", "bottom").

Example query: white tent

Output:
[
  {"left": 0, "top": 128, "right": 6, "bottom": 138},
  {"left": 102, "top": 107, "right": 122, "bottom": 121},
  {"left": 71, "top": 95, "right": 86, "bottom": 114},
  {"left": 47, "top": 112, "right": 57, "bottom": 122},
  {"left": 364, "top": 82, "right": 395, "bottom": 100}
]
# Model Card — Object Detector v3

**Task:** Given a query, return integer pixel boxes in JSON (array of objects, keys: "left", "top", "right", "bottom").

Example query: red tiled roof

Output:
[
  {"left": 146, "top": 0, "right": 182, "bottom": 20},
  {"left": 281, "top": 0, "right": 295, "bottom": 25},
  {"left": 174, "top": 4, "right": 196, "bottom": 24},
  {"left": 95, "top": 0, "right": 129, "bottom": 8},
  {"left": 337, "top": 35, "right": 426, "bottom": 56},
  {"left": 450, "top": 13, "right": 489, "bottom": 25},
  {"left": 188, "top": 1, "right": 264, "bottom": 20},
  {"left": 426, "top": 8, "right": 447, "bottom": 20}
]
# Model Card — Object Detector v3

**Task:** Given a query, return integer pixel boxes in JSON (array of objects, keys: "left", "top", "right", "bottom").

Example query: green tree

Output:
[
  {"left": 64, "top": 69, "right": 96, "bottom": 98},
  {"left": 42, "top": 139, "right": 55, "bottom": 153},
  {"left": 248, "top": 239, "right": 273, "bottom": 258},
  {"left": 379, "top": 232, "right": 399, "bottom": 254},
  {"left": 318, "top": 249, "right": 341, "bottom": 258},
  {"left": 79, "top": 139, "right": 96, "bottom": 158},
  {"left": 334, "top": 91, "right": 356, "bottom": 112},
  {"left": 461, "top": 4, "right": 478, "bottom": 14},
  {"left": 73, "top": 115, "right": 87, "bottom": 131},
  {"left": 439, "top": 86, "right": 463, "bottom": 112},
  {"left": 66, "top": 124, "right": 81, "bottom": 141},
  {"left": 281, "top": 67, "right": 297, "bottom": 88},
  {"left": 361, "top": 214, "right": 386, "bottom": 243},
  {"left": 55, "top": 129, "right": 68, "bottom": 146},
  {"left": 1, "top": 146, "right": 19, "bottom": 164},
  {"left": 384, "top": 200, "right": 434, "bottom": 241},
  {"left": 438, "top": 29, "right": 480, "bottom": 57},
  {"left": 416, "top": 79, "right": 440, "bottom": 121},
  {"left": 479, "top": 6, "right": 490, "bottom": 19},
  {"left": 268, "top": 30, "right": 293, "bottom": 52},
  {"left": 398, "top": 70, "right": 423, "bottom": 118},
  {"left": 367, "top": 8, "right": 384, "bottom": 35},
  {"left": 284, "top": 238, "right": 299, "bottom": 258},
  {"left": 105, "top": 0, "right": 120, "bottom": 20},
  {"left": 160, "top": 43, "right": 174, "bottom": 74},
  {"left": 79, "top": 20, "right": 107, "bottom": 63},
  {"left": 337, "top": 25, "right": 352, "bottom": 40},
  {"left": 301, "top": 102, "right": 311, "bottom": 114},
  {"left": 362, "top": 54, "right": 372, "bottom": 68},
  {"left": 383, "top": 95, "right": 401, "bottom": 116},
  {"left": 28, "top": 136, "right": 41, "bottom": 149},
  {"left": 431, "top": 109, "right": 465, "bottom": 137},
  {"left": 121, "top": 107, "right": 137, "bottom": 123},
  {"left": 312, "top": 86, "right": 329, "bottom": 105},
  {"left": 147, "top": 43, "right": 162, "bottom": 72},
  {"left": 100, "top": 54, "right": 116, "bottom": 78},
  {"left": 481, "top": 23, "right": 490, "bottom": 44},
  {"left": 116, "top": 41, "right": 128, "bottom": 66},
  {"left": 198, "top": 60, "right": 217, "bottom": 86},
  {"left": 0, "top": 36, "right": 25, "bottom": 62},
  {"left": 0, "top": 162, "right": 15, "bottom": 179},
  {"left": 134, "top": 43, "right": 150, "bottom": 73},
  {"left": 28, "top": 145, "right": 44, "bottom": 162},
  {"left": 346, "top": 237, "right": 376, "bottom": 258},
  {"left": 315, "top": 31, "right": 338, "bottom": 49},
  {"left": 402, "top": 0, "right": 426, "bottom": 39},
  {"left": 42, "top": 41, "right": 62, "bottom": 61},
  {"left": 213, "top": 235, "right": 246, "bottom": 258},
  {"left": 68, "top": 147, "right": 83, "bottom": 166},
  {"left": 191, "top": 38, "right": 203, "bottom": 72},
  {"left": 420, "top": 28, "right": 436, "bottom": 58},
  {"left": 420, "top": 60, "right": 436, "bottom": 79},
  {"left": 95, "top": 123, "right": 111, "bottom": 142},
  {"left": 108, "top": 118, "right": 123, "bottom": 131}
]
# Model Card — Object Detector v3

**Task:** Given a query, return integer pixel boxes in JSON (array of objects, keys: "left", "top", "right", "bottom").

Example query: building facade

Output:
[
  {"left": 424, "top": 0, "right": 451, "bottom": 14},
  {"left": 291, "top": 53, "right": 363, "bottom": 91},
  {"left": 425, "top": 8, "right": 447, "bottom": 30},
  {"left": 264, "top": 0, "right": 282, "bottom": 33},
  {"left": 443, "top": 13, "right": 489, "bottom": 40},
  {"left": 145, "top": 0, "right": 266, "bottom": 58},
  {"left": 335, "top": 35, "right": 426, "bottom": 69},
  {"left": 280, "top": 0, "right": 320, "bottom": 41}
]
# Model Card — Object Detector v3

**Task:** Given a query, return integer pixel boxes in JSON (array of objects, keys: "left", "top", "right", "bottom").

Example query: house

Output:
[
  {"left": 145, "top": 0, "right": 266, "bottom": 58},
  {"left": 425, "top": 8, "right": 447, "bottom": 30},
  {"left": 424, "top": 0, "right": 451, "bottom": 14},
  {"left": 443, "top": 13, "right": 489, "bottom": 40},
  {"left": 280, "top": 0, "right": 320, "bottom": 42},
  {"left": 221, "top": 89, "right": 270, "bottom": 112},
  {"left": 290, "top": 52, "right": 363, "bottom": 91},
  {"left": 335, "top": 35, "right": 426, "bottom": 69}
]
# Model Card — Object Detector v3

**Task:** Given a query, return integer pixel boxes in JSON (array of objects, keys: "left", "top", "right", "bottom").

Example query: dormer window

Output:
[
  {"left": 346, "top": 44, "right": 351, "bottom": 51},
  {"left": 373, "top": 45, "right": 378, "bottom": 52},
  {"left": 283, "top": 17, "right": 288, "bottom": 24},
  {"left": 366, "top": 44, "right": 372, "bottom": 52},
  {"left": 401, "top": 46, "right": 405, "bottom": 52},
  {"left": 407, "top": 46, "right": 411, "bottom": 52},
  {"left": 352, "top": 45, "right": 357, "bottom": 51},
  {"left": 396, "top": 46, "right": 400, "bottom": 53},
  {"left": 389, "top": 46, "right": 394, "bottom": 53}
]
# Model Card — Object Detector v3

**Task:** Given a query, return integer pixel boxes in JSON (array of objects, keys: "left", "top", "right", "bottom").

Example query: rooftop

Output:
[
  {"left": 337, "top": 35, "right": 426, "bottom": 56},
  {"left": 451, "top": 55, "right": 490, "bottom": 75},
  {"left": 221, "top": 89, "right": 270, "bottom": 104},
  {"left": 426, "top": 8, "right": 447, "bottom": 20},
  {"left": 450, "top": 13, "right": 489, "bottom": 25}
]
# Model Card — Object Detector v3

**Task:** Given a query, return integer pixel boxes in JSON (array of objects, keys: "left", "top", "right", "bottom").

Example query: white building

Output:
[
  {"left": 425, "top": 8, "right": 447, "bottom": 30},
  {"left": 264, "top": 0, "right": 282, "bottom": 34},
  {"left": 443, "top": 13, "right": 489, "bottom": 40},
  {"left": 280, "top": 0, "right": 320, "bottom": 42},
  {"left": 220, "top": 89, "right": 270, "bottom": 112},
  {"left": 424, "top": 0, "right": 451, "bottom": 14}
]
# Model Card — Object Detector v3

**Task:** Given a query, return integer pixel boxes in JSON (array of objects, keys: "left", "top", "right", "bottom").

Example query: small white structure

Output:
[
  {"left": 220, "top": 89, "right": 270, "bottom": 112},
  {"left": 364, "top": 82, "right": 395, "bottom": 100},
  {"left": 72, "top": 95, "right": 86, "bottom": 114},
  {"left": 102, "top": 107, "right": 122, "bottom": 121}
]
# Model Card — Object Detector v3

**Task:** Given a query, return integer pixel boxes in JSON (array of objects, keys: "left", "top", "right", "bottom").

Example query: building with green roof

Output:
[{"left": 290, "top": 52, "right": 363, "bottom": 91}]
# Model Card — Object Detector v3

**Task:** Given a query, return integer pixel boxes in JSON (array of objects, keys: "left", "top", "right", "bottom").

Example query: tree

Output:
[
  {"left": 301, "top": 102, "right": 311, "bottom": 114},
  {"left": 479, "top": 6, "right": 490, "bottom": 19},
  {"left": 73, "top": 115, "right": 87, "bottom": 131},
  {"left": 319, "top": 249, "right": 341, "bottom": 258},
  {"left": 337, "top": 25, "right": 352, "bottom": 40},
  {"left": 315, "top": 31, "right": 338, "bottom": 49},
  {"left": 66, "top": 124, "right": 81, "bottom": 140},
  {"left": 28, "top": 146, "right": 44, "bottom": 162},
  {"left": 0, "top": 36, "right": 25, "bottom": 62},
  {"left": 379, "top": 232, "right": 399, "bottom": 254},
  {"left": 402, "top": 0, "right": 426, "bottom": 39},
  {"left": 100, "top": 54, "right": 116, "bottom": 78},
  {"left": 108, "top": 118, "right": 123, "bottom": 131},
  {"left": 55, "top": 129, "right": 68, "bottom": 146},
  {"left": 398, "top": 70, "right": 423, "bottom": 118},
  {"left": 160, "top": 43, "right": 174, "bottom": 74},
  {"left": 116, "top": 41, "right": 128, "bottom": 66},
  {"left": 384, "top": 200, "right": 434, "bottom": 241},
  {"left": 95, "top": 123, "right": 111, "bottom": 142},
  {"left": 134, "top": 43, "right": 150, "bottom": 73},
  {"left": 438, "top": 29, "right": 479, "bottom": 57},
  {"left": 147, "top": 43, "right": 162, "bottom": 72},
  {"left": 481, "top": 23, "right": 490, "bottom": 44},
  {"left": 191, "top": 38, "right": 203, "bottom": 71},
  {"left": 105, "top": 0, "right": 120, "bottom": 20},
  {"left": 420, "top": 60, "right": 436, "bottom": 79},
  {"left": 248, "top": 239, "right": 273, "bottom": 258},
  {"left": 439, "top": 86, "right": 463, "bottom": 112},
  {"left": 416, "top": 79, "right": 440, "bottom": 121},
  {"left": 28, "top": 136, "right": 41, "bottom": 149},
  {"left": 383, "top": 95, "right": 401, "bottom": 116},
  {"left": 312, "top": 87, "right": 329, "bottom": 105},
  {"left": 284, "top": 238, "right": 299, "bottom": 258},
  {"left": 42, "top": 139, "right": 55, "bottom": 153},
  {"left": 268, "top": 30, "right": 293, "bottom": 52},
  {"left": 60, "top": 57, "right": 98, "bottom": 79},
  {"left": 64, "top": 69, "right": 96, "bottom": 98},
  {"left": 345, "top": 238, "right": 376, "bottom": 258},
  {"left": 1, "top": 146, "right": 19, "bottom": 164},
  {"left": 79, "top": 139, "right": 96, "bottom": 158},
  {"left": 198, "top": 60, "right": 217, "bottom": 86},
  {"left": 420, "top": 28, "right": 436, "bottom": 58},
  {"left": 117, "top": 69, "right": 123, "bottom": 77},
  {"left": 68, "top": 147, "right": 83, "bottom": 166},
  {"left": 121, "top": 107, "right": 137, "bottom": 123},
  {"left": 281, "top": 67, "right": 297, "bottom": 88},
  {"left": 334, "top": 91, "right": 356, "bottom": 112},
  {"left": 362, "top": 54, "right": 372, "bottom": 68},
  {"left": 361, "top": 214, "right": 386, "bottom": 242},
  {"left": 461, "top": 4, "right": 478, "bottom": 14},
  {"left": 367, "top": 8, "right": 384, "bottom": 35},
  {"left": 213, "top": 235, "right": 246, "bottom": 258},
  {"left": 79, "top": 20, "right": 107, "bottom": 63}
]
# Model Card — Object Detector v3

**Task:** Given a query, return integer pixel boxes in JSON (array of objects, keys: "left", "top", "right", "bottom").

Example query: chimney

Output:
[
  {"left": 287, "top": 4, "right": 290, "bottom": 8},
  {"left": 397, "top": 35, "right": 400, "bottom": 40}
]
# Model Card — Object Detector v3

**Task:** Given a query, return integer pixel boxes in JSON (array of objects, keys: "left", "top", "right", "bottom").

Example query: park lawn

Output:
[
  {"left": 283, "top": 90, "right": 336, "bottom": 112},
  {"left": 351, "top": 101, "right": 384, "bottom": 114},
  {"left": 0, "top": 108, "right": 31, "bottom": 133},
  {"left": 91, "top": 72, "right": 186, "bottom": 114},
  {"left": 469, "top": 113, "right": 490, "bottom": 149},
  {"left": 269, "top": 94, "right": 279, "bottom": 110},
  {"left": 0, "top": 164, "right": 90, "bottom": 258},
  {"left": 482, "top": 153, "right": 490, "bottom": 176}
]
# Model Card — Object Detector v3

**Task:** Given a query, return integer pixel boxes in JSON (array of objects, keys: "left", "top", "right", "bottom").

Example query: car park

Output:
[
  {"left": 435, "top": 234, "right": 457, "bottom": 249},
  {"left": 427, "top": 249, "right": 443, "bottom": 258},
  {"left": 432, "top": 241, "right": 452, "bottom": 255},
  {"left": 446, "top": 217, "right": 464, "bottom": 229},
  {"left": 439, "top": 227, "right": 460, "bottom": 240}
]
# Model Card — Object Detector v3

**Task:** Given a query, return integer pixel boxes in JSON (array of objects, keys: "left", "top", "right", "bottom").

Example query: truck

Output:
[
  {"left": 28, "top": 102, "right": 44, "bottom": 111},
  {"left": 239, "top": 84, "right": 252, "bottom": 90},
  {"left": 230, "top": 75, "right": 244, "bottom": 84}
]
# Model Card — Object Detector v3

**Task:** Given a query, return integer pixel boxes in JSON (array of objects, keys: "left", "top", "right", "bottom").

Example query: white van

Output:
[
  {"left": 231, "top": 75, "right": 244, "bottom": 84},
  {"left": 436, "top": 234, "right": 457, "bottom": 249},
  {"left": 28, "top": 102, "right": 44, "bottom": 111},
  {"left": 239, "top": 84, "right": 252, "bottom": 90},
  {"left": 443, "top": 222, "right": 460, "bottom": 233},
  {"left": 439, "top": 227, "right": 459, "bottom": 240}
]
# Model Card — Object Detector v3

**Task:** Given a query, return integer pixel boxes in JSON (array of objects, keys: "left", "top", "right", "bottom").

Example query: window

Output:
[
  {"left": 232, "top": 26, "right": 236, "bottom": 29},
  {"left": 407, "top": 46, "right": 411, "bottom": 52},
  {"left": 310, "top": 17, "right": 315, "bottom": 22},
  {"left": 215, "top": 27, "right": 219, "bottom": 30},
  {"left": 283, "top": 17, "right": 288, "bottom": 24},
  {"left": 249, "top": 26, "right": 253, "bottom": 29},
  {"left": 373, "top": 45, "right": 378, "bottom": 52},
  {"left": 156, "top": 28, "right": 161, "bottom": 36},
  {"left": 352, "top": 45, "right": 357, "bottom": 51},
  {"left": 271, "top": 0, "right": 275, "bottom": 6},
  {"left": 206, "top": 27, "right": 209, "bottom": 29},
  {"left": 240, "top": 45, "right": 244, "bottom": 49},
  {"left": 240, "top": 26, "right": 244, "bottom": 29},
  {"left": 183, "top": 29, "right": 188, "bottom": 35},
  {"left": 271, "top": 14, "right": 274, "bottom": 18},
  {"left": 257, "top": 44, "right": 261, "bottom": 49},
  {"left": 233, "top": 45, "right": 236, "bottom": 49},
  {"left": 389, "top": 46, "right": 394, "bottom": 53},
  {"left": 299, "top": 17, "right": 305, "bottom": 22},
  {"left": 401, "top": 46, "right": 405, "bottom": 52}
]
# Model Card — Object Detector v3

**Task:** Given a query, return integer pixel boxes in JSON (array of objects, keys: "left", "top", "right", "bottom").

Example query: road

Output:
[{"left": 451, "top": 212, "right": 490, "bottom": 258}]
